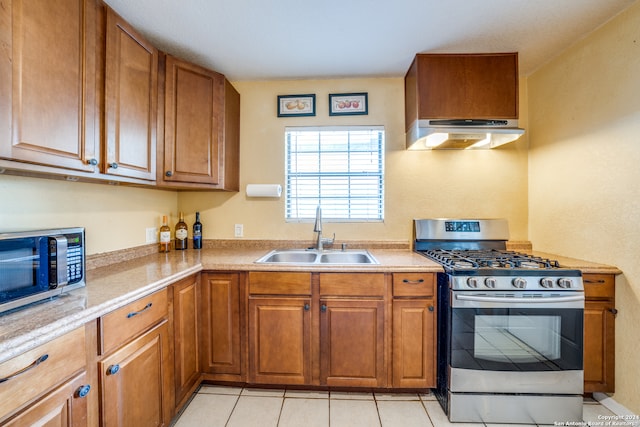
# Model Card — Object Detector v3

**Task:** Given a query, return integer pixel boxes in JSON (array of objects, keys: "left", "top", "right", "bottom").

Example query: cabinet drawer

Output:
[
  {"left": 249, "top": 272, "right": 311, "bottom": 295},
  {"left": 393, "top": 273, "right": 435, "bottom": 297},
  {"left": 99, "top": 289, "right": 168, "bottom": 355},
  {"left": 584, "top": 274, "right": 615, "bottom": 299},
  {"left": 319, "top": 273, "right": 385, "bottom": 297},
  {"left": 0, "top": 327, "right": 85, "bottom": 420}
]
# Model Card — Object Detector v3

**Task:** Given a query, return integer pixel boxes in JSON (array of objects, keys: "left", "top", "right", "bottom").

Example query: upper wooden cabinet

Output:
[
  {"left": 0, "top": 0, "right": 100, "bottom": 172},
  {"left": 103, "top": 6, "right": 157, "bottom": 181},
  {"left": 404, "top": 53, "right": 519, "bottom": 130},
  {"left": 1, "top": 1, "right": 239, "bottom": 189},
  {"left": 159, "top": 54, "right": 240, "bottom": 190}
]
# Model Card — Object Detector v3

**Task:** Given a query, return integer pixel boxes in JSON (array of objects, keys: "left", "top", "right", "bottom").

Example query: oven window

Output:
[
  {"left": 474, "top": 314, "right": 560, "bottom": 363},
  {"left": 451, "top": 308, "right": 583, "bottom": 371}
]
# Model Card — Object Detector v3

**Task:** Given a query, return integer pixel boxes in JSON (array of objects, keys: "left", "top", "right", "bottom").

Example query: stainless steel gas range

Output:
[{"left": 414, "top": 219, "right": 584, "bottom": 424}]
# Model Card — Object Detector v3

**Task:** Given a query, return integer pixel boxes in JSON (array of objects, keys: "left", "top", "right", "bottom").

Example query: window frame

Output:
[{"left": 284, "top": 125, "right": 385, "bottom": 223}]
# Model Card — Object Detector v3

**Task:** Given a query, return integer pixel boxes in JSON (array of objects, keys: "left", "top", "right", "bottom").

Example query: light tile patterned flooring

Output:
[{"left": 172, "top": 385, "right": 616, "bottom": 427}]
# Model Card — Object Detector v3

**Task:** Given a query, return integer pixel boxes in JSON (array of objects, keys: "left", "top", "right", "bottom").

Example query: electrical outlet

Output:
[
  {"left": 146, "top": 227, "right": 158, "bottom": 243},
  {"left": 234, "top": 224, "right": 244, "bottom": 238}
]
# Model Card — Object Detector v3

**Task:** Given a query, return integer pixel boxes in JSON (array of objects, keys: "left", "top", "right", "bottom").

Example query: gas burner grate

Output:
[{"left": 421, "top": 249, "right": 561, "bottom": 271}]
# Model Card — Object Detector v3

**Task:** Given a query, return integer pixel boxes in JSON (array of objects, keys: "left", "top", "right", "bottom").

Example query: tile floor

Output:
[{"left": 172, "top": 385, "right": 616, "bottom": 427}]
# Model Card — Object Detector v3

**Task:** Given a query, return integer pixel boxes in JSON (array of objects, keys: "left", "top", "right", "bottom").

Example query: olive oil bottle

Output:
[{"left": 175, "top": 212, "right": 188, "bottom": 250}]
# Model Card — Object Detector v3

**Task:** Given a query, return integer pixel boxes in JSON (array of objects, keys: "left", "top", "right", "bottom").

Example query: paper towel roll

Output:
[{"left": 246, "top": 184, "right": 282, "bottom": 198}]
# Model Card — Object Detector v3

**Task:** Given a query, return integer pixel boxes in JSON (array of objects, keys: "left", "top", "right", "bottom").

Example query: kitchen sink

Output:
[
  {"left": 318, "top": 252, "right": 376, "bottom": 264},
  {"left": 255, "top": 249, "right": 378, "bottom": 265},
  {"left": 256, "top": 250, "right": 318, "bottom": 263}
]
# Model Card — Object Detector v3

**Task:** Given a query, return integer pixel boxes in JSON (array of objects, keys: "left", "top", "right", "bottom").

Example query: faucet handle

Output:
[{"left": 321, "top": 233, "right": 336, "bottom": 246}]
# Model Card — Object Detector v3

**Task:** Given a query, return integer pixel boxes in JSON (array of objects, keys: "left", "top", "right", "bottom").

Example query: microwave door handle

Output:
[
  {"left": 51, "top": 236, "right": 68, "bottom": 287},
  {"left": 455, "top": 294, "right": 585, "bottom": 304}
]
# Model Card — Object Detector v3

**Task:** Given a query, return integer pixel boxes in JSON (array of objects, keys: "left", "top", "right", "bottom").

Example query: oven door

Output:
[{"left": 448, "top": 290, "right": 584, "bottom": 394}]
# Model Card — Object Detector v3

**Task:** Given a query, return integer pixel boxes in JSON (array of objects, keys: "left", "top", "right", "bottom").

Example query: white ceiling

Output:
[{"left": 103, "top": 0, "right": 636, "bottom": 81}]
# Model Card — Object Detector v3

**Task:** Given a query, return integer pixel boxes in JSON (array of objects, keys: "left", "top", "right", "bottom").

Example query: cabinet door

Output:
[
  {"left": 99, "top": 321, "right": 171, "bottom": 427},
  {"left": 392, "top": 299, "right": 436, "bottom": 388},
  {"left": 0, "top": 0, "right": 99, "bottom": 171},
  {"left": 584, "top": 300, "right": 616, "bottom": 393},
  {"left": 172, "top": 275, "right": 200, "bottom": 409},
  {"left": 200, "top": 273, "right": 242, "bottom": 378},
  {"left": 162, "top": 55, "right": 223, "bottom": 185},
  {"left": 2, "top": 372, "right": 90, "bottom": 427},
  {"left": 408, "top": 53, "right": 518, "bottom": 122},
  {"left": 249, "top": 297, "right": 311, "bottom": 385},
  {"left": 104, "top": 7, "right": 157, "bottom": 181},
  {"left": 320, "top": 299, "right": 385, "bottom": 387}
]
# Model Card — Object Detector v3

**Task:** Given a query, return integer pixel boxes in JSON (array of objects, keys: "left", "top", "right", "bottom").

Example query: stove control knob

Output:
[
  {"left": 512, "top": 278, "right": 527, "bottom": 289},
  {"left": 557, "top": 278, "right": 573, "bottom": 288},
  {"left": 466, "top": 277, "right": 480, "bottom": 288},
  {"left": 540, "top": 278, "right": 554, "bottom": 288},
  {"left": 484, "top": 278, "right": 497, "bottom": 288}
]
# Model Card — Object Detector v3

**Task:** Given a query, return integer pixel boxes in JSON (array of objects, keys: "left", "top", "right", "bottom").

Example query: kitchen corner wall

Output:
[
  {"left": 178, "top": 77, "right": 530, "bottom": 243},
  {"left": 0, "top": 175, "right": 178, "bottom": 255},
  {"left": 528, "top": 1, "right": 640, "bottom": 413}
]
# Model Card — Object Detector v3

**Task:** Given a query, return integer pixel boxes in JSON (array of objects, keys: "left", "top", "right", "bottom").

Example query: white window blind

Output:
[{"left": 285, "top": 126, "right": 384, "bottom": 221}]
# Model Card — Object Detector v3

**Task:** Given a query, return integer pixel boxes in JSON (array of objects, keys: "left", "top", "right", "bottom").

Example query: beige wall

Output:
[
  {"left": 528, "top": 1, "right": 640, "bottom": 412},
  {"left": 179, "top": 77, "right": 530, "bottom": 243},
  {"left": 0, "top": 175, "right": 178, "bottom": 254},
  {"left": 1, "top": 77, "right": 528, "bottom": 254}
]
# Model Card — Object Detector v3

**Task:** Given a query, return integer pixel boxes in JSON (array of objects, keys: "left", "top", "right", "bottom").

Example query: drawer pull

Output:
[
  {"left": 584, "top": 279, "right": 606, "bottom": 284},
  {"left": 107, "top": 364, "right": 120, "bottom": 375},
  {"left": 304, "top": 303, "right": 310, "bottom": 311},
  {"left": 76, "top": 384, "right": 91, "bottom": 398},
  {"left": 321, "top": 304, "right": 327, "bottom": 312},
  {"left": 127, "top": 302, "right": 153, "bottom": 318},
  {"left": 0, "top": 354, "right": 49, "bottom": 384},
  {"left": 402, "top": 279, "right": 425, "bottom": 284}
]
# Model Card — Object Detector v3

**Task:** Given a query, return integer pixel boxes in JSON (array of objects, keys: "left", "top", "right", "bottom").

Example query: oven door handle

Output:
[{"left": 455, "top": 294, "right": 585, "bottom": 304}]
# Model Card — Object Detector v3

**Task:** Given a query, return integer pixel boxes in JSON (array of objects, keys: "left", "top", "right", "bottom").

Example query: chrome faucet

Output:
[{"left": 313, "top": 205, "right": 334, "bottom": 251}]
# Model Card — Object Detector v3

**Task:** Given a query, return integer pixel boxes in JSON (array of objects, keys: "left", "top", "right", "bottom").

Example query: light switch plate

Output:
[{"left": 234, "top": 224, "right": 243, "bottom": 238}]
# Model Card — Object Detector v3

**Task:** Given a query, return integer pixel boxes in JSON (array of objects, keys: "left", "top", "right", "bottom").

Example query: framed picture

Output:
[
  {"left": 277, "top": 94, "right": 316, "bottom": 117},
  {"left": 329, "top": 92, "right": 368, "bottom": 116}
]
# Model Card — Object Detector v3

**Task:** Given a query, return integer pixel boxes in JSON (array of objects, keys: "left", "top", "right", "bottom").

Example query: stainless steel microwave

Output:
[{"left": 0, "top": 227, "right": 85, "bottom": 314}]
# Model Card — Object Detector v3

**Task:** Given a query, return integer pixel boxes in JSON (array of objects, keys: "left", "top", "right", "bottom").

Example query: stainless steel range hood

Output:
[{"left": 406, "top": 119, "right": 525, "bottom": 150}]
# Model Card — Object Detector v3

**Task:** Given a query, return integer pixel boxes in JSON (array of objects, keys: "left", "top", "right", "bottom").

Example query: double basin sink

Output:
[{"left": 255, "top": 249, "right": 379, "bottom": 265}]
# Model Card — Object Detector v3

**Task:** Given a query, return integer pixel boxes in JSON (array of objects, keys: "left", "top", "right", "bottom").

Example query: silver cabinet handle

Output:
[
  {"left": 127, "top": 302, "right": 152, "bottom": 318},
  {"left": 0, "top": 354, "right": 48, "bottom": 384},
  {"left": 108, "top": 162, "right": 118, "bottom": 169}
]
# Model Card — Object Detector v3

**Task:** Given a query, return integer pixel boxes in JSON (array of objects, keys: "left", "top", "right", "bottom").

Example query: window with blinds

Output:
[{"left": 285, "top": 126, "right": 384, "bottom": 221}]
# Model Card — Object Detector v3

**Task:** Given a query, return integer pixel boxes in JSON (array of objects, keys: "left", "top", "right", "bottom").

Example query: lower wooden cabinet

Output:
[
  {"left": 249, "top": 297, "right": 311, "bottom": 384},
  {"left": 99, "top": 320, "right": 171, "bottom": 427},
  {"left": 391, "top": 273, "right": 436, "bottom": 388},
  {"left": 97, "top": 289, "right": 172, "bottom": 426},
  {"left": 200, "top": 273, "right": 242, "bottom": 381},
  {"left": 0, "top": 327, "right": 89, "bottom": 425},
  {"left": 2, "top": 372, "right": 90, "bottom": 427},
  {"left": 320, "top": 298, "right": 385, "bottom": 387},
  {"left": 392, "top": 300, "right": 435, "bottom": 388},
  {"left": 172, "top": 274, "right": 201, "bottom": 410},
  {"left": 583, "top": 273, "right": 616, "bottom": 393}
]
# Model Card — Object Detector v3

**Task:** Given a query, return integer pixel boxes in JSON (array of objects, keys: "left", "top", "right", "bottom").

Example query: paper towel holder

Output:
[{"left": 245, "top": 184, "right": 282, "bottom": 198}]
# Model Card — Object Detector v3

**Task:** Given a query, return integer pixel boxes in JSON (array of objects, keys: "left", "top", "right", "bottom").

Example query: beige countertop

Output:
[
  {"left": 0, "top": 245, "right": 620, "bottom": 365},
  {"left": 0, "top": 247, "right": 440, "bottom": 364}
]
